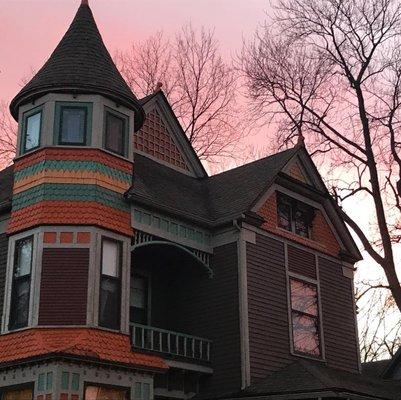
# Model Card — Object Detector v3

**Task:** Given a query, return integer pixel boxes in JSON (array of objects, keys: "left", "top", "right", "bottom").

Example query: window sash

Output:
[
  {"left": 105, "top": 111, "right": 126, "bottom": 156},
  {"left": 23, "top": 111, "right": 42, "bottom": 152},
  {"left": 289, "top": 278, "right": 321, "bottom": 357},
  {"left": 59, "top": 106, "right": 87, "bottom": 145}
]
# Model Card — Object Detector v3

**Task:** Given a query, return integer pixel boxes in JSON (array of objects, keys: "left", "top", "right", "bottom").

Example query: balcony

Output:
[{"left": 131, "top": 323, "right": 212, "bottom": 362}]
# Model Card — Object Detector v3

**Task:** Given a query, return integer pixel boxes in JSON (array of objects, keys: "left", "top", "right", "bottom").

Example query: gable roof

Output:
[
  {"left": 139, "top": 90, "right": 208, "bottom": 178},
  {"left": 128, "top": 147, "right": 298, "bottom": 226},
  {"left": 199, "top": 359, "right": 401, "bottom": 400},
  {"left": 10, "top": 2, "right": 145, "bottom": 131}
]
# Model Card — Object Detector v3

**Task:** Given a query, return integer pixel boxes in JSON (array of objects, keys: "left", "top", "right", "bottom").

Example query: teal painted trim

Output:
[
  {"left": 12, "top": 183, "right": 130, "bottom": 212},
  {"left": 103, "top": 106, "right": 130, "bottom": 158},
  {"left": 133, "top": 208, "right": 211, "bottom": 246},
  {"left": 38, "top": 373, "right": 45, "bottom": 391},
  {"left": 20, "top": 105, "right": 44, "bottom": 156},
  {"left": 54, "top": 101, "right": 93, "bottom": 146},
  {"left": 14, "top": 159, "right": 132, "bottom": 183},
  {"left": 71, "top": 373, "right": 80, "bottom": 391},
  {"left": 61, "top": 372, "right": 69, "bottom": 390}
]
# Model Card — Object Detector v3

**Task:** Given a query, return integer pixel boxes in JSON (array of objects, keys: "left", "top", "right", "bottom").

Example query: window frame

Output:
[
  {"left": 277, "top": 193, "right": 314, "bottom": 239},
  {"left": 8, "top": 236, "right": 34, "bottom": 331},
  {"left": 288, "top": 275, "right": 323, "bottom": 359},
  {"left": 54, "top": 102, "right": 93, "bottom": 146},
  {"left": 103, "top": 107, "right": 129, "bottom": 157},
  {"left": 98, "top": 237, "right": 122, "bottom": 330},
  {"left": 130, "top": 272, "right": 151, "bottom": 326},
  {"left": 0, "top": 383, "right": 34, "bottom": 400},
  {"left": 21, "top": 106, "right": 43, "bottom": 154},
  {"left": 83, "top": 382, "right": 130, "bottom": 400}
]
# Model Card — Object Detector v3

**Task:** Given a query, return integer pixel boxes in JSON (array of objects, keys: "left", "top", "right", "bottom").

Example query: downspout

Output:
[{"left": 234, "top": 218, "right": 251, "bottom": 388}]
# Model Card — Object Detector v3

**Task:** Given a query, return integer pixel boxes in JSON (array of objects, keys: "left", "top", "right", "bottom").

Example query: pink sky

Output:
[{"left": 1, "top": 0, "right": 268, "bottom": 104}]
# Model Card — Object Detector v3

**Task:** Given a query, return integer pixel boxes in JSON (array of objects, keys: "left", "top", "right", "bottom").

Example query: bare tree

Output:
[
  {"left": 116, "top": 26, "right": 246, "bottom": 163},
  {"left": 0, "top": 101, "right": 17, "bottom": 169},
  {"left": 241, "top": 0, "right": 401, "bottom": 313}
]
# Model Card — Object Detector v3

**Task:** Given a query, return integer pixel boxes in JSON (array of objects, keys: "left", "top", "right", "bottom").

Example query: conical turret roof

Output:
[{"left": 10, "top": 1, "right": 145, "bottom": 131}]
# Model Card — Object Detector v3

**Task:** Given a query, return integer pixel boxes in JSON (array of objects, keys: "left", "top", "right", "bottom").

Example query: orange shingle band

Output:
[{"left": 0, "top": 327, "right": 167, "bottom": 371}]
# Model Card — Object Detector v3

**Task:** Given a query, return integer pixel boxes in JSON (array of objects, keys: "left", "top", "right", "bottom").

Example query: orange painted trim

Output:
[
  {"left": 60, "top": 232, "right": 74, "bottom": 244},
  {"left": 14, "top": 147, "right": 133, "bottom": 174},
  {"left": 13, "top": 171, "right": 129, "bottom": 194},
  {"left": 77, "top": 232, "right": 91, "bottom": 244},
  {"left": 7, "top": 201, "right": 132, "bottom": 236},
  {"left": 43, "top": 232, "right": 57, "bottom": 244}
]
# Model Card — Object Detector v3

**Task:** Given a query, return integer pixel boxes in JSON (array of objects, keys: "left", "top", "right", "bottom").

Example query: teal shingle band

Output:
[
  {"left": 14, "top": 160, "right": 132, "bottom": 183},
  {"left": 12, "top": 183, "right": 130, "bottom": 212}
]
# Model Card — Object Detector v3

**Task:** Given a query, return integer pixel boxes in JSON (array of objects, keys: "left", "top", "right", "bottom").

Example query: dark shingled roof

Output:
[
  {"left": 128, "top": 147, "right": 298, "bottom": 226},
  {"left": 363, "top": 359, "right": 391, "bottom": 379},
  {"left": 0, "top": 165, "right": 14, "bottom": 213},
  {"left": 10, "top": 3, "right": 145, "bottom": 131},
  {"left": 198, "top": 359, "right": 401, "bottom": 400}
]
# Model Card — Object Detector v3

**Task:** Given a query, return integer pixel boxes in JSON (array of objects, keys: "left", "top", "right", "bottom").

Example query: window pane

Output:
[
  {"left": 292, "top": 312, "right": 320, "bottom": 356},
  {"left": 85, "top": 386, "right": 127, "bottom": 400},
  {"left": 290, "top": 279, "right": 318, "bottom": 316},
  {"left": 25, "top": 112, "right": 41, "bottom": 150},
  {"left": 106, "top": 113, "right": 125, "bottom": 155},
  {"left": 60, "top": 108, "right": 86, "bottom": 144},
  {"left": 294, "top": 209, "right": 309, "bottom": 237},
  {"left": 277, "top": 201, "right": 291, "bottom": 231},
  {"left": 10, "top": 279, "right": 30, "bottom": 327},
  {"left": 131, "top": 276, "right": 147, "bottom": 308},
  {"left": 14, "top": 238, "right": 33, "bottom": 277},
  {"left": 102, "top": 239, "right": 120, "bottom": 277},
  {"left": 2, "top": 388, "right": 33, "bottom": 400},
  {"left": 99, "top": 278, "right": 120, "bottom": 329}
]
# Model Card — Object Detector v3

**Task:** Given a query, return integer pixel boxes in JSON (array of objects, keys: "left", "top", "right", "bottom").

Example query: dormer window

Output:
[
  {"left": 55, "top": 102, "right": 92, "bottom": 146},
  {"left": 104, "top": 109, "right": 128, "bottom": 156},
  {"left": 22, "top": 108, "right": 42, "bottom": 153},
  {"left": 277, "top": 193, "right": 314, "bottom": 238}
]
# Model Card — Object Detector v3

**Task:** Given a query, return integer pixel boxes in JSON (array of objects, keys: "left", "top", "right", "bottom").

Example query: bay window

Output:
[
  {"left": 9, "top": 237, "right": 33, "bottom": 330},
  {"left": 289, "top": 277, "right": 321, "bottom": 357},
  {"left": 99, "top": 238, "right": 122, "bottom": 330}
]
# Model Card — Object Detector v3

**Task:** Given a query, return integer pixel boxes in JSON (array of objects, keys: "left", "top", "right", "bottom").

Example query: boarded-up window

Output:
[{"left": 39, "top": 248, "right": 89, "bottom": 325}]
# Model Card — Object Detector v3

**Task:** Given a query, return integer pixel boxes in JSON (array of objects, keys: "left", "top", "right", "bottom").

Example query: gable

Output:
[{"left": 135, "top": 92, "right": 207, "bottom": 178}]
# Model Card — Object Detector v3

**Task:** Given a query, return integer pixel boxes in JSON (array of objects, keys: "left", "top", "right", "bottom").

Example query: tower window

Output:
[
  {"left": 22, "top": 109, "right": 42, "bottom": 153},
  {"left": 55, "top": 102, "right": 92, "bottom": 146},
  {"left": 104, "top": 110, "right": 127, "bottom": 156},
  {"left": 99, "top": 238, "right": 122, "bottom": 330},
  {"left": 277, "top": 193, "right": 314, "bottom": 238},
  {"left": 289, "top": 278, "right": 321, "bottom": 357},
  {"left": 9, "top": 236, "right": 33, "bottom": 330}
]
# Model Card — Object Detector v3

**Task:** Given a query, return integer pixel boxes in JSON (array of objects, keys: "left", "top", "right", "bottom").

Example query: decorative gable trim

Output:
[{"left": 139, "top": 92, "right": 207, "bottom": 178}]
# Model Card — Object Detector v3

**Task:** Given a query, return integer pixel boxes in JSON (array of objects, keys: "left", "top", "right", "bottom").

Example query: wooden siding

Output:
[
  {"left": 0, "top": 234, "right": 8, "bottom": 325},
  {"left": 246, "top": 233, "right": 359, "bottom": 383},
  {"left": 38, "top": 248, "right": 89, "bottom": 326},
  {"left": 288, "top": 244, "right": 316, "bottom": 279},
  {"left": 247, "top": 234, "right": 293, "bottom": 382},
  {"left": 319, "top": 257, "right": 359, "bottom": 372}
]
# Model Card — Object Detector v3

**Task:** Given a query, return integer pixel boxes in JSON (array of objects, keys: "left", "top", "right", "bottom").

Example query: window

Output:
[
  {"left": 85, "top": 385, "right": 129, "bottom": 400},
  {"left": 9, "top": 237, "right": 33, "bottom": 330},
  {"left": 277, "top": 193, "right": 314, "bottom": 238},
  {"left": 55, "top": 102, "right": 92, "bottom": 146},
  {"left": 22, "top": 110, "right": 42, "bottom": 153},
  {"left": 130, "top": 274, "right": 149, "bottom": 325},
  {"left": 1, "top": 386, "right": 33, "bottom": 400},
  {"left": 289, "top": 278, "right": 321, "bottom": 357},
  {"left": 99, "top": 238, "right": 122, "bottom": 330},
  {"left": 105, "top": 111, "right": 127, "bottom": 156}
]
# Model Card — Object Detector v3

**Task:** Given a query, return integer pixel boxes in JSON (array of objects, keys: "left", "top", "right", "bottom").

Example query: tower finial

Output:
[
  {"left": 81, "top": 0, "right": 89, "bottom": 5},
  {"left": 154, "top": 82, "right": 163, "bottom": 93},
  {"left": 297, "top": 131, "right": 305, "bottom": 146}
]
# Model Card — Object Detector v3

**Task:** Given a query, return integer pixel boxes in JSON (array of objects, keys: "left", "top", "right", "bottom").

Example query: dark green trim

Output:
[
  {"left": 54, "top": 101, "right": 93, "bottom": 146},
  {"left": 20, "top": 105, "right": 43, "bottom": 155},
  {"left": 103, "top": 106, "right": 129, "bottom": 157}
]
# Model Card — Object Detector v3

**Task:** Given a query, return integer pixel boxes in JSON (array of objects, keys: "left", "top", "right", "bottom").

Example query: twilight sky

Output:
[{"left": 1, "top": 0, "right": 268, "bottom": 104}]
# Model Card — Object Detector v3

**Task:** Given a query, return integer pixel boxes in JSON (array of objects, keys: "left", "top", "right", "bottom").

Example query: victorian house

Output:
[{"left": 0, "top": 1, "right": 400, "bottom": 400}]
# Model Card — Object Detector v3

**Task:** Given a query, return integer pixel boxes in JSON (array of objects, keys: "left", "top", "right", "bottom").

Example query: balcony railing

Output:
[{"left": 131, "top": 323, "right": 212, "bottom": 362}]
